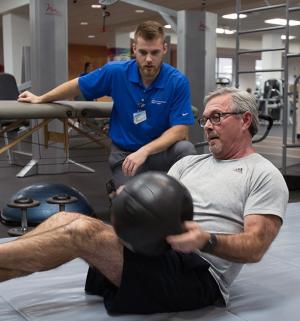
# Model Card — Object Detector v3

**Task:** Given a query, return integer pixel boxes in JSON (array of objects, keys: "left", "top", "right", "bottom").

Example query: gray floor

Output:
[{"left": 254, "top": 123, "right": 300, "bottom": 175}]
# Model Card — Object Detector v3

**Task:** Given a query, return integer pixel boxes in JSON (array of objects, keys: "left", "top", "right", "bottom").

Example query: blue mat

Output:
[{"left": 0, "top": 202, "right": 299, "bottom": 321}]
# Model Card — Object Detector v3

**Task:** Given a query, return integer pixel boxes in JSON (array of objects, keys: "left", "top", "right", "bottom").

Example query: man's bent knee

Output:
[
  {"left": 65, "top": 216, "right": 114, "bottom": 251},
  {"left": 47, "top": 211, "right": 83, "bottom": 225}
]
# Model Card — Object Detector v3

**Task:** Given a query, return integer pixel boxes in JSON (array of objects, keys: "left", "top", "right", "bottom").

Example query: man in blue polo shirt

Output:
[{"left": 18, "top": 21, "right": 196, "bottom": 187}]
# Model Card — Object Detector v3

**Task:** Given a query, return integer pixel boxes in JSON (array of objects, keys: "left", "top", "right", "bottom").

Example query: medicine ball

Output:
[
  {"left": 112, "top": 171, "right": 193, "bottom": 256},
  {"left": 1, "top": 183, "right": 95, "bottom": 225}
]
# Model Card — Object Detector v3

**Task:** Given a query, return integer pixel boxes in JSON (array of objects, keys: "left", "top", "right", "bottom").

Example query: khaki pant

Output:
[{"left": 108, "top": 140, "right": 197, "bottom": 188}]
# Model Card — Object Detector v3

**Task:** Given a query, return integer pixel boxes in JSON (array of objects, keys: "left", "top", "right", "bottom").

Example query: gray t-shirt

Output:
[{"left": 168, "top": 153, "right": 289, "bottom": 305}]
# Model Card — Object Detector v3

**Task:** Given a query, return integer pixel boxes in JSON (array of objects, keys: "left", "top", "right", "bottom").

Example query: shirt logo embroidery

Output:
[
  {"left": 151, "top": 99, "right": 166, "bottom": 105},
  {"left": 182, "top": 113, "right": 189, "bottom": 116},
  {"left": 233, "top": 167, "right": 243, "bottom": 174}
]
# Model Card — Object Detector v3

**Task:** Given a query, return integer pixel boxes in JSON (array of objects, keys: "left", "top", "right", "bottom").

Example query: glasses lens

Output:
[
  {"left": 199, "top": 113, "right": 224, "bottom": 127},
  {"left": 198, "top": 117, "right": 206, "bottom": 127},
  {"left": 210, "top": 113, "right": 221, "bottom": 124}
]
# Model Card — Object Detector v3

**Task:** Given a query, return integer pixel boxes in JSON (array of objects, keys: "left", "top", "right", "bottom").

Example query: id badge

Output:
[{"left": 133, "top": 110, "right": 147, "bottom": 124}]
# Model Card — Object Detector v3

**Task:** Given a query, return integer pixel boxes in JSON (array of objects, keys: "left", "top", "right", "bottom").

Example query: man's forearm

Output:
[
  {"left": 205, "top": 215, "right": 282, "bottom": 263},
  {"left": 168, "top": 215, "right": 282, "bottom": 264},
  {"left": 209, "top": 233, "right": 267, "bottom": 263},
  {"left": 139, "top": 125, "right": 188, "bottom": 156},
  {"left": 40, "top": 78, "right": 81, "bottom": 102}
]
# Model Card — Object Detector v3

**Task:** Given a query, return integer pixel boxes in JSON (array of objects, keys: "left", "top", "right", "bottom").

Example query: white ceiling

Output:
[{"left": 10, "top": 0, "right": 300, "bottom": 46}]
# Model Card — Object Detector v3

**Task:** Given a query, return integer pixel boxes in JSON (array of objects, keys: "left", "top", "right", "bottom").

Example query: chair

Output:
[
  {"left": 0, "top": 73, "right": 30, "bottom": 163},
  {"left": 0, "top": 72, "right": 20, "bottom": 100}
]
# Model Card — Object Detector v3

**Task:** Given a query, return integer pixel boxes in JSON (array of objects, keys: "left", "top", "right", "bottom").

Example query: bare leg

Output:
[
  {"left": 0, "top": 212, "right": 84, "bottom": 279},
  {"left": 0, "top": 212, "right": 123, "bottom": 285}
]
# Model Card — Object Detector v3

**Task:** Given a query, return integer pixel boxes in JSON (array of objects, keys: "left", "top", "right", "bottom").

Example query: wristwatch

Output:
[{"left": 202, "top": 233, "right": 218, "bottom": 254}]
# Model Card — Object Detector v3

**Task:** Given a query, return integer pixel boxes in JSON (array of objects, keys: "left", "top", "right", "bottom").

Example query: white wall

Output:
[
  {"left": 288, "top": 42, "right": 300, "bottom": 85},
  {"left": 217, "top": 46, "right": 259, "bottom": 91},
  {"left": 217, "top": 35, "right": 261, "bottom": 50},
  {"left": 2, "top": 12, "right": 29, "bottom": 83},
  {"left": 239, "top": 55, "right": 256, "bottom": 91}
]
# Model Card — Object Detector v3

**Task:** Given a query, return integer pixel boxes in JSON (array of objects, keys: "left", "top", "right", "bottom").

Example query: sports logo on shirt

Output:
[
  {"left": 233, "top": 167, "right": 243, "bottom": 174},
  {"left": 151, "top": 99, "right": 166, "bottom": 105}
]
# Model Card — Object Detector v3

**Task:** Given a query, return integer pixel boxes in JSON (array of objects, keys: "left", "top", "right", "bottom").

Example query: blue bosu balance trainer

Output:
[{"left": 1, "top": 183, "right": 95, "bottom": 226}]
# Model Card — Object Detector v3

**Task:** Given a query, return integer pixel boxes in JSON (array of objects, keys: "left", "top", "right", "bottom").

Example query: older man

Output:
[
  {"left": 1, "top": 88, "right": 288, "bottom": 314},
  {"left": 167, "top": 87, "right": 288, "bottom": 306}
]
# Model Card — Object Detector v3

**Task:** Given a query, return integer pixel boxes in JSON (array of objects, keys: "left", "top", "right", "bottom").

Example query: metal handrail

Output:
[
  {"left": 238, "top": 48, "right": 285, "bottom": 54},
  {"left": 239, "top": 3, "right": 286, "bottom": 14},
  {"left": 238, "top": 25, "right": 285, "bottom": 35},
  {"left": 292, "top": 75, "right": 300, "bottom": 143},
  {"left": 289, "top": 6, "right": 300, "bottom": 11},
  {"left": 287, "top": 53, "right": 300, "bottom": 58},
  {"left": 252, "top": 114, "right": 273, "bottom": 143},
  {"left": 235, "top": 0, "right": 240, "bottom": 88},
  {"left": 238, "top": 68, "right": 284, "bottom": 74},
  {"left": 282, "top": 0, "right": 290, "bottom": 174}
]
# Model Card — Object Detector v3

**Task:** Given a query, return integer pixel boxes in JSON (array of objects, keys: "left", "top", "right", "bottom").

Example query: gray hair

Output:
[{"left": 204, "top": 87, "right": 259, "bottom": 137}]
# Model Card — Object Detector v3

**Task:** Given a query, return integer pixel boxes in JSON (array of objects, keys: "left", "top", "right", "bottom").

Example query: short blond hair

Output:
[{"left": 134, "top": 21, "right": 165, "bottom": 42}]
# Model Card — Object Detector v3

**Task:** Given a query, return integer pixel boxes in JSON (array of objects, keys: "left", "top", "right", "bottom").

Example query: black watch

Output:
[{"left": 202, "top": 233, "right": 218, "bottom": 254}]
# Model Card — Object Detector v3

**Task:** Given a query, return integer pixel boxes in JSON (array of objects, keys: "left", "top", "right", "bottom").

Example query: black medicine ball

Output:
[{"left": 111, "top": 171, "right": 193, "bottom": 256}]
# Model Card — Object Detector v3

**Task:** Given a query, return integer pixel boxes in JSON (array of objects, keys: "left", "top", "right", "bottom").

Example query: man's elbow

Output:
[
  {"left": 176, "top": 125, "right": 189, "bottom": 140},
  {"left": 248, "top": 251, "right": 265, "bottom": 263},
  {"left": 247, "top": 243, "right": 272, "bottom": 263}
]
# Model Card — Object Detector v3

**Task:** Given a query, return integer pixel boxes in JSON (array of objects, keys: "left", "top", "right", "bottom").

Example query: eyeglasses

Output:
[{"left": 198, "top": 112, "right": 244, "bottom": 128}]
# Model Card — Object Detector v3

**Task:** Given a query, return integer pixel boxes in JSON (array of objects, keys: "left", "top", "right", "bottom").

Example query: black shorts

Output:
[{"left": 85, "top": 248, "right": 221, "bottom": 314}]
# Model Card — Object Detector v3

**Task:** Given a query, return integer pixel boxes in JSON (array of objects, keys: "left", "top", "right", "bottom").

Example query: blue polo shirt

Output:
[{"left": 78, "top": 60, "right": 194, "bottom": 151}]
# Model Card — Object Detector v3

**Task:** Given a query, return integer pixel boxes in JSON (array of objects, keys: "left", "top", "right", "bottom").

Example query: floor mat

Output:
[{"left": 0, "top": 203, "right": 299, "bottom": 321}]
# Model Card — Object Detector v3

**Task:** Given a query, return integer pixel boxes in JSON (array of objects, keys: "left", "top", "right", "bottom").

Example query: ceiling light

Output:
[
  {"left": 216, "top": 28, "right": 235, "bottom": 34},
  {"left": 281, "top": 35, "right": 296, "bottom": 40},
  {"left": 164, "top": 24, "right": 172, "bottom": 29},
  {"left": 91, "top": 4, "right": 101, "bottom": 8},
  {"left": 80, "top": 22, "right": 88, "bottom": 25},
  {"left": 265, "top": 18, "right": 300, "bottom": 26},
  {"left": 135, "top": 9, "right": 144, "bottom": 13},
  {"left": 222, "top": 13, "right": 247, "bottom": 19},
  {"left": 88, "top": 35, "right": 95, "bottom": 38}
]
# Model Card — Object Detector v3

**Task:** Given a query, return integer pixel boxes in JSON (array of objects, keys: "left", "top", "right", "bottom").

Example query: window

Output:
[
  {"left": 216, "top": 58, "right": 233, "bottom": 83},
  {"left": 255, "top": 60, "right": 263, "bottom": 89}
]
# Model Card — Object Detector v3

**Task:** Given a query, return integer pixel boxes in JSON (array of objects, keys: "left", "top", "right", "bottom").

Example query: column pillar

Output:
[
  {"left": 30, "top": 0, "right": 68, "bottom": 94},
  {"left": 18, "top": 0, "right": 69, "bottom": 177},
  {"left": 177, "top": 10, "right": 217, "bottom": 145}
]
